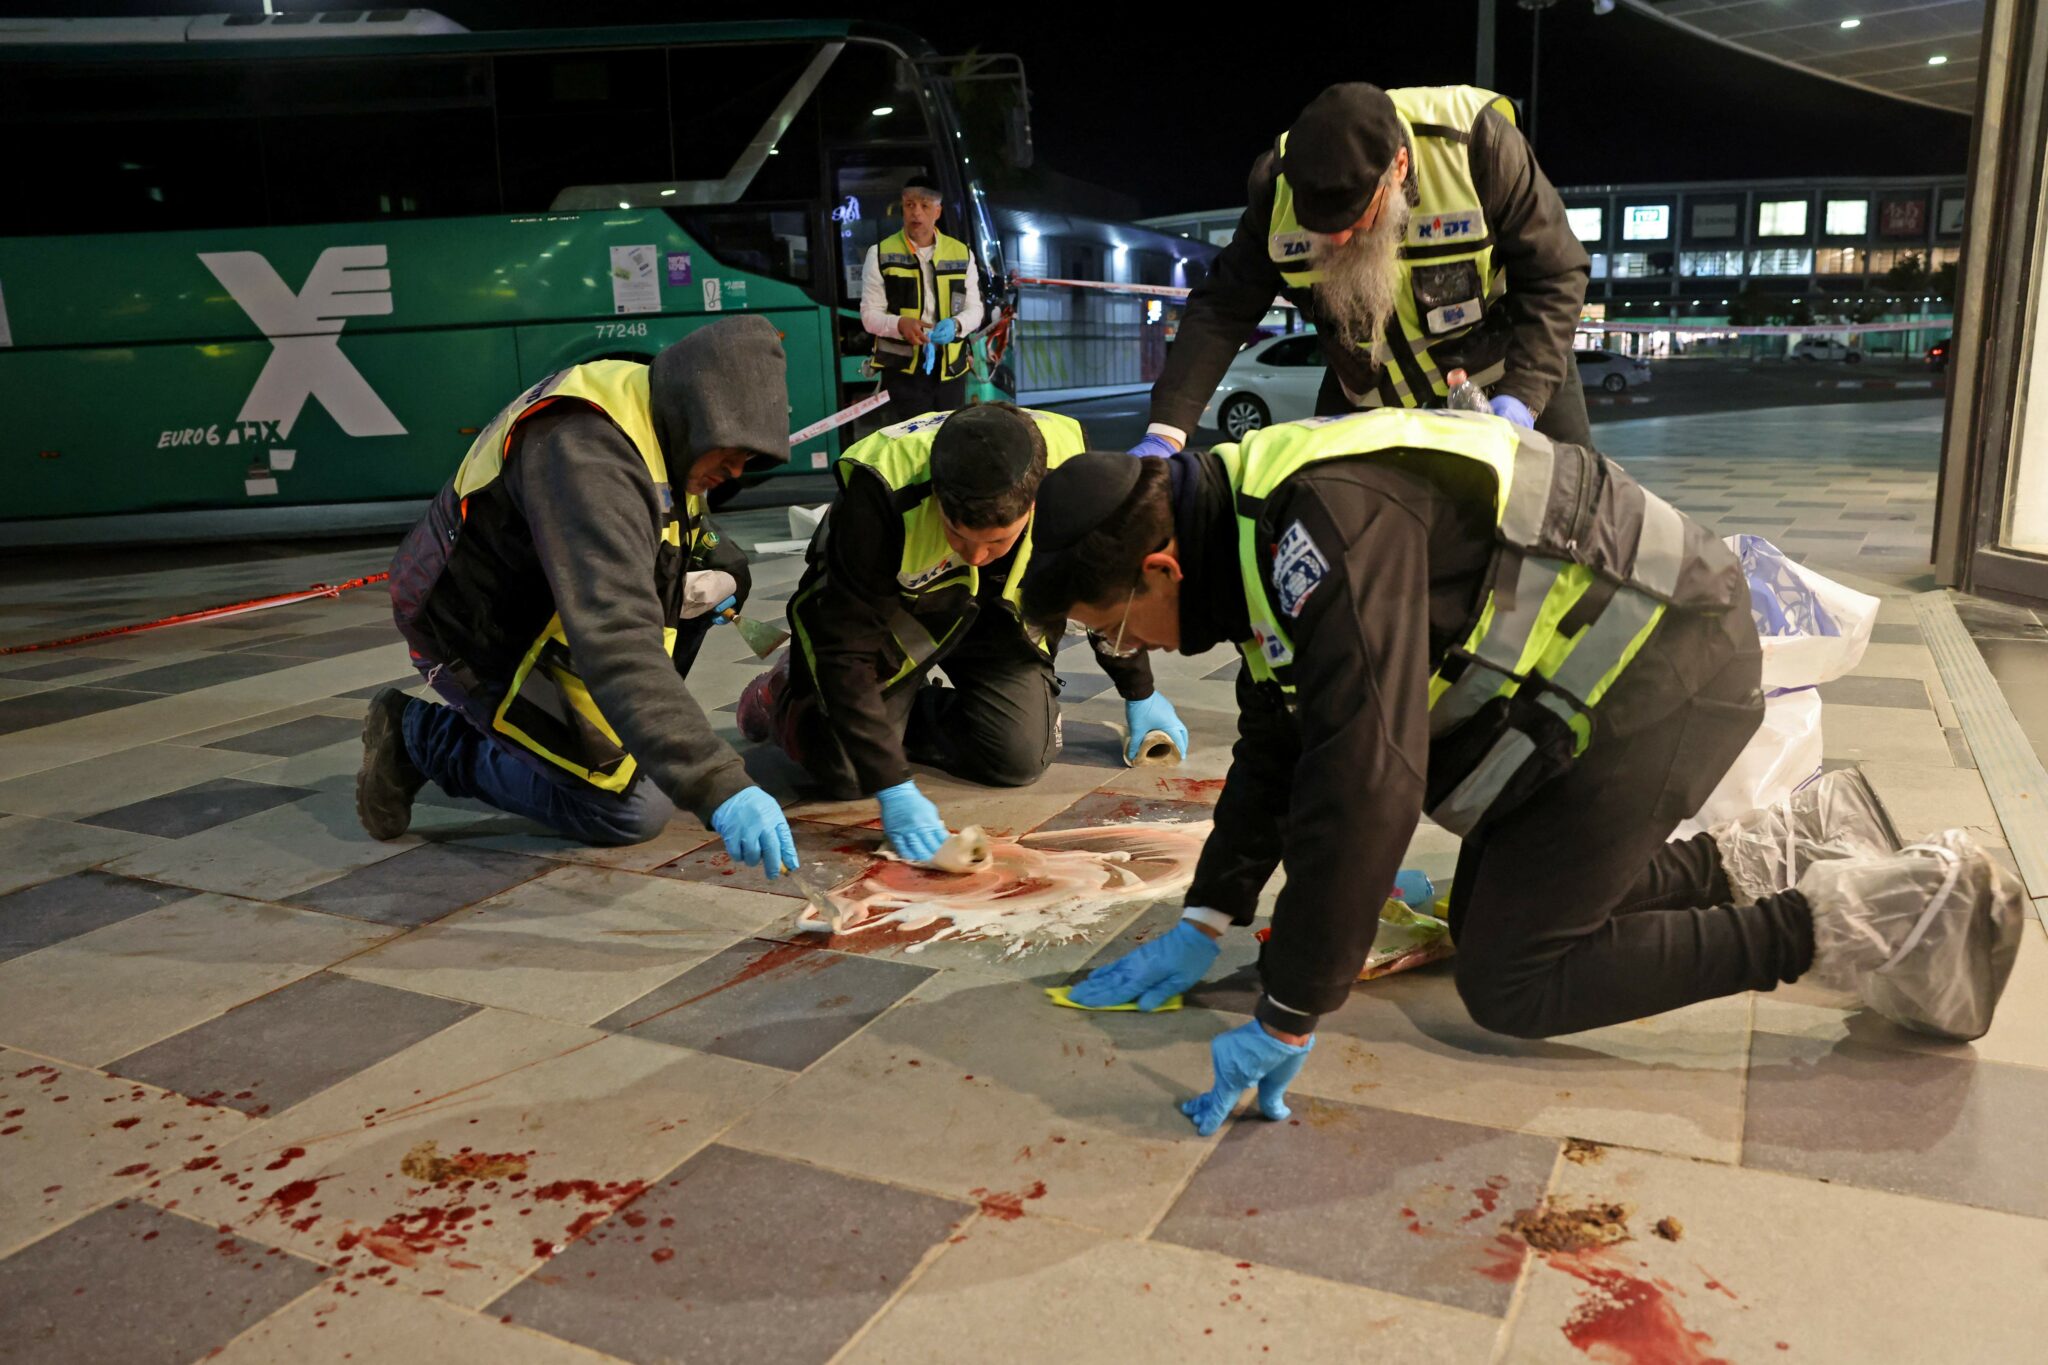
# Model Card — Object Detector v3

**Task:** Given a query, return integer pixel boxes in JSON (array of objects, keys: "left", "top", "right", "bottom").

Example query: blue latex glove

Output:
[
  {"left": 1489, "top": 394, "right": 1534, "bottom": 428},
  {"left": 710, "top": 594, "right": 738, "bottom": 623},
  {"left": 710, "top": 786, "right": 799, "bottom": 881},
  {"left": 1124, "top": 693, "right": 1191, "bottom": 764},
  {"left": 1068, "top": 920, "right": 1220, "bottom": 1011},
  {"left": 1181, "top": 1020, "right": 1316, "bottom": 1135},
  {"left": 876, "top": 779, "right": 948, "bottom": 863},
  {"left": 928, "top": 317, "right": 960, "bottom": 345},
  {"left": 920, "top": 342, "right": 937, "bottom": 375},
  {"left": 1129, "top": 433, "right": 1180, "bottom": 458},
  {"left": 1393, "top": 869, "right": 1437, "bottom": 909}
]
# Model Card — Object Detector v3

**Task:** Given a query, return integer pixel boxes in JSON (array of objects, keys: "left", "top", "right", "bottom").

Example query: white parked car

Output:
[
  {"left": 1575, "top": 348, "right": 1653, "bottom": 393},
  {"left": 1201, "top": 333, "right": 1323, "bottom": 437},
  {"left": 1792, "top": 336, "right": 1863, "bottom": 363}
]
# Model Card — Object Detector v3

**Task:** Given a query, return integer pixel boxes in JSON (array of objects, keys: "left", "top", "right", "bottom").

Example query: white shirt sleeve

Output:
[
  {"left": 955, "top": 252, "right": 986, "bottom": 335},
  {"left": 860, "top": 244, "right": 906, "bottom": 340}
]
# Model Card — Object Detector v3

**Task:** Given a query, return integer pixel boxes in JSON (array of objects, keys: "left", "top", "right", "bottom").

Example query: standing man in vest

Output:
[
  {"left": 737, "top": 404, "right": 1186, "bottom": 861},
  {"left": 361, "top": 320, "right": 801, "bottom": 878},
  {"left": 1022, "top": 415, "right": 2023, "bottom": 1131},
  {"left": 1132, "top": 83, "right": 1591, "bottom": 458},
  {"left": 860, "top": 175, "right": 984, "bottom": 426}
]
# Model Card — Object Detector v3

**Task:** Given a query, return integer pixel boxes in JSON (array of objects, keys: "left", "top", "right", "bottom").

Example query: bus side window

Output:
[
  {"left": 3, "top": 60, "right": 264, "bottom": 237},
  {"left": 259, "top": 56, "right": 497, "bottom": 225},
  {"left": 496, "top": 49, "right": 671, "bottom": 213}
]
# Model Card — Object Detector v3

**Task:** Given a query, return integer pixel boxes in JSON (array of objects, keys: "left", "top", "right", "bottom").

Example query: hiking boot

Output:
[
  {"left": 737, "top": 654, "right": 788, "bottom": 744},
  {"left": 356, "top": 688, "right": 425, "bottom": 841},
  {"left": 1797, "top": 830, "right": 2026, "bottom": 1041},
  {"left": 1711, "top": 767, "right": 1902, "bottom": 903}
]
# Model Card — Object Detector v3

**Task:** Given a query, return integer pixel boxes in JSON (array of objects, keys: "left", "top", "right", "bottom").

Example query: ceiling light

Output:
[
  {"left": 1840, "top": 18, "right": 1861, "bottom": 29},
  {"left": 872, "top": 105, "right": 894, "bottom": 116},
  {"left": 1928, "top": 54, "right": 1948, "bottom": 65}
]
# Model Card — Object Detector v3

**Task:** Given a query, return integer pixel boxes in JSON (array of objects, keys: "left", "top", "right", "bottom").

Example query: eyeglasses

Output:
[{"left": 1095, "top": 586, "right": 1140, "bottom": 658}]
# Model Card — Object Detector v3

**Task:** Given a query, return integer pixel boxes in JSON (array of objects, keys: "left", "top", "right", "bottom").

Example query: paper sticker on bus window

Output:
[
  {"left": 666, "top": 252, "right": 692, "bottom": 286},
  {"left": 608, "top": 244, "right": 660, "bottom": 315},
  {"left": 0, "top": 279, "right": 12, "bottom": 348},
  {"left": 702, "top": 278, "right": 723, "bottom": 312},
  {"left": 724, "top": 279, "right": 748, "bottom": 307}
]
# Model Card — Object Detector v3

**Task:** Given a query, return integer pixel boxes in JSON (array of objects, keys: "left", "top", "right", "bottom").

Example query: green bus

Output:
[{"left": 0, "top": 11, "right": 1015, "bottom": 544}]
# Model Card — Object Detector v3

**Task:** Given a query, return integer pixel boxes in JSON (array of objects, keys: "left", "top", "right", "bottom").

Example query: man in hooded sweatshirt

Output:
[{"left": 361, "top": 318, "right": 800, "bottom": 877}]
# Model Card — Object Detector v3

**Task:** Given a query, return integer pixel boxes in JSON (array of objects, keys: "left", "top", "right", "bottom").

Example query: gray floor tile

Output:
[
  {"left": 1055, "top": 718, "right": 1129, "bottom": 770},
  {"left": 1054, "top": 672, "right": 1116, "bottom": 702},
  {"left": 0, "top": 1199, "right": 328, "bottom": 1365},
  {"left": 1779, "top": 528, "right": 1868, "bottom": 541},
  {"left": 0, "top": 687, "right": 156, "bottom": 737},
  {"left": 599, "top": 938, "right": 931, "bottom": 1071},
  {"left": 251, "top": 624, "right": 406, "bottom": 659},
  {"left": 335, "top": 676, "right": 423, "bottom": 701},
  {"left": 1744, "top": 1029, "right": 2048, "bottom": 1219},
  {"left": 655, "top": 819, "right": 878, "bottom": 901},
  {"left": 1945, "top": 726, "right": 1978, "bottom": 769},
  {"left": 0, "top": 870, "right": 197, "bottom": 964},
  {"left": 1202, "top": 657, "right": 1242, "bottom": 682},
  {"left": 1776, "top": 500, "right": 1847, "bottom": 508},
  {"left": 1816, "top": 675, "right": 1931, "bottom": 710},
  {"left": 1839, "top": 509, "right": 1921, "bottom": 522},
  {"left": 1722, "top": 515, "right": 1795, "bottom": 527},
  {"left": 111, "top": 652, "right": 305, "bottom": 695},
  {"left": 1154, "top": 1097, "right": 1556, "bottom": 1317},
  {"left": 1954, "top": 595, "right": 2047, "bottom": 641},
  {"left": 81, "top": 776, "right": 317, "bottom": 839},
  {"left": 292, "top": 843, "right": 554, "bottom": 927},
  {"left": 0, "top": 655, "right": 135, "bottom": 682},
  {"left": 1032, "top": 789, "right": 1213, "bottom": 832},
  {"left": 108, "top": 971, "right": 476, "bottom": 1116},
  {"left": 1973, "top": 637, "right": 2048, "bottom": 758},
  {"left": 203, "top": 713, "right": 365, "bottom": 757},
  {"left": 491, "top": 1144, "right": 967, "bottom": 1365},
  {"left": 1869, "top": 622, "right": 1926, "bottom": 646}
]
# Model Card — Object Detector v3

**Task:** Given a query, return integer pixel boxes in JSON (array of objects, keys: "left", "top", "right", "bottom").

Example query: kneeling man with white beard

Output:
[{"left": 1131, "top": 82, "right": 1593, "bottom": 458}]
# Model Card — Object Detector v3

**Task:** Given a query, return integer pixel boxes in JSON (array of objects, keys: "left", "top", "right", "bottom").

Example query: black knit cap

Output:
[
  {"left": 930, "top": 405, "right": 1044, "bottom": 498},
  {"left": 1031, "top": 452, "right": 1143, "bottom": 555},
  {"left": 1282, "top": 83, "right": 1404, "bottom": 233}
]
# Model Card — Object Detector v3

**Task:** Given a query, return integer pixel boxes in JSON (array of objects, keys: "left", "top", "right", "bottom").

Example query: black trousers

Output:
[
  {"left": 1314, "top": 355, "right": 1593, "bottom": 446},
  {"left": 1445, "top": 634, "right": 1816, "bottom": 1039},
  {"left": 784, "top": 611, "right": 1060, "bottom": 801},
  {"left": 879, "top": 365, "right": 968, "bottom": 426}
]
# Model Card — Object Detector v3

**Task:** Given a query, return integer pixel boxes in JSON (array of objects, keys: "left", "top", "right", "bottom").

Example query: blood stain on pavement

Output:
[{"left": 1549, "top": 1252, "right": 1732, "bottom": 1365}]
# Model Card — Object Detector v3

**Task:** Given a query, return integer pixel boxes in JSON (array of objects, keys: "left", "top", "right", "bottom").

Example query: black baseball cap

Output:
[{"left": 1281, "top": 83, "right": 1404, "bottom": 233}]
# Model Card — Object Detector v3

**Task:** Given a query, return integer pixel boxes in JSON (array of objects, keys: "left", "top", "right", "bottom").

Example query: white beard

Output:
[{"left": 1308, "top": 193, "right": 1410, "bottom": 360}]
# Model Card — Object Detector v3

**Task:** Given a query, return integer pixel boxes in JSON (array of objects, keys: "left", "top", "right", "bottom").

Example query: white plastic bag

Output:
[{"left": 1677, "top": 537, "right": 1879, "bottom": 834}]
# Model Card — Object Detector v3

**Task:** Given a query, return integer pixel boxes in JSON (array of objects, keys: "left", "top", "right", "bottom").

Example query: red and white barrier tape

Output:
[
  {"left": 1583, "top": 319, "right": 1953, "bottom": 336},
  {"left": 0, "top": 573, "right": 392, "bottom": 657},
  {"left": 790, "top": 390, "right": 891, "bottom": 445}
]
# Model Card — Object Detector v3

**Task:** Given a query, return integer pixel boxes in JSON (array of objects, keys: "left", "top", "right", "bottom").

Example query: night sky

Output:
[{"left": 14, "top": 0, "right": 1977, "bottom": 215}]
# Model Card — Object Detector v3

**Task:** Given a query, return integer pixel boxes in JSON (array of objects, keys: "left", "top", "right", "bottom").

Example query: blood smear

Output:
[{"left": 812, "top": 821, "right": 1212, "bottom": 956}]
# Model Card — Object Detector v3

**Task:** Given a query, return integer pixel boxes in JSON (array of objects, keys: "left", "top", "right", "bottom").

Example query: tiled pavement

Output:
[{"left": 3, "top": 397, "right": 2047, "bottom": 1363}]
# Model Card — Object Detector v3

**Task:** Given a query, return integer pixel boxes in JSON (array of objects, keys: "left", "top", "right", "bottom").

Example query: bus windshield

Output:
[{"left": 0, "top": 19, "right": 1009, "bottom": 540}]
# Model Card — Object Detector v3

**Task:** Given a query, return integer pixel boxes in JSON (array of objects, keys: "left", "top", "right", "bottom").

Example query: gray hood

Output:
[{"left": 649, "top": 316, "right": 789, "bottom": 472}]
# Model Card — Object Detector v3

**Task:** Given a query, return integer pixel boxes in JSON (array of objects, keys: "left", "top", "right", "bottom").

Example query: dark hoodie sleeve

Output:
[
  {"left": 1147, "top": 156, "right": 1285, "bottom": 436},
  {"left": 506, "top": 407, "right": 753, "bottom": 822},
  {"left": 1248, "top": 476, "right": 1430, "bottom": 1037},
  {"left": 1471, "top": 109, "right": 1589, "bottom": 417},
  {"left": 1093, "top": 640, "right": 1155, "bottom": 700}
]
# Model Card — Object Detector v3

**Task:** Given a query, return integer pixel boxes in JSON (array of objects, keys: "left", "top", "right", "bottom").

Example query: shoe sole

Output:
[{"left": 355, "top": 695, "right": 411, "bottom": 841}]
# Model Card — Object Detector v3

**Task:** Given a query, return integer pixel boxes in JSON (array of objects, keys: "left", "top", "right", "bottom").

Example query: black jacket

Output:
[
  {"left": 1171, "top": 449, "right": 1745, "bottom": 1034},
  {"left": 1150, "top": 110, "right": 1589, "bottom": 434},
  {"left": 787, "top": 466, "right": 1156, "bottom": 794}
]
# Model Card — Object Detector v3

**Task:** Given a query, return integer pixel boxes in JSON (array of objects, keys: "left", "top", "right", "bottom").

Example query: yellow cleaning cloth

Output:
[{"left": 1043, "top": 985, "right": 1184, "bottom": 1012}]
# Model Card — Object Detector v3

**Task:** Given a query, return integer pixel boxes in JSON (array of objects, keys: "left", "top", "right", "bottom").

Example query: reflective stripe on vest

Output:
[
  {"left": 790, "top": 406, "right": 1082, "bottom": 694},
  {"left": 1267, "top": 85, "right": 1515, "bottom": 406},
  {"left": 1221, "top": 407, "right": 1709, "bottom": 836},
  {"left": 446, "top": 360, "right": 702, "bottom": 793},
  {"left": 876, "top": 229, "right": 973, "bottom": 380}
]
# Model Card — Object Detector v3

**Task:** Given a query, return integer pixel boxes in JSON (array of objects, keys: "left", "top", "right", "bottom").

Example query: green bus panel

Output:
[{"left": 10, "top": 326, "right": 519, "bottom": 518}]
